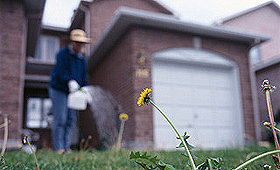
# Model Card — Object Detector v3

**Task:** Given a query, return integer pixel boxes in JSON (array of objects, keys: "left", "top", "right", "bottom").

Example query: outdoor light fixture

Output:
[
  {"left": 137, "top": 49, "right": 146, "bottom": 67},
  {"left": 136, "top": 49, "right": 149, "bottom": 78}
]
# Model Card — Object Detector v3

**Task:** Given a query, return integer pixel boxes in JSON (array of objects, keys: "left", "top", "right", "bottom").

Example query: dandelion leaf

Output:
[
  {"left": 130, "top": 151, "right": 176, "bottom": 170},
  {"left": 176, "top": 132, "right": 195, "bottom": 150},
  {"left": 197, "top": 157, "right": 223, "bottom": 170}
]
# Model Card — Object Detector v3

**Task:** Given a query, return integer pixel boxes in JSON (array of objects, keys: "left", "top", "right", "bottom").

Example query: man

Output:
[{"left": 49, "top": 29, "right": 90, "bottom": 154}]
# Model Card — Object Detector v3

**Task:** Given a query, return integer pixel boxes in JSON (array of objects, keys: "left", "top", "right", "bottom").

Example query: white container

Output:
[{"left": 67, "top": 90, "right": 87, "bottom": 110}]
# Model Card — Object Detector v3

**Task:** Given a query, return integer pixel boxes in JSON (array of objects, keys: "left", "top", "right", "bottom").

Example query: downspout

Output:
[{"left": 249, "top": 38, "right": 261, "bottom": 143}]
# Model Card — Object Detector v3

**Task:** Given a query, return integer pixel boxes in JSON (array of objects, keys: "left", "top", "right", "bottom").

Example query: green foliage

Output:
[
  {"left": 176, "top": 132, "right": 195, "bottom": 151},
  {"left": 130, "top": 151, "right": 176, "bottom": 170},
  {"left": 176, "top": 133, "right": 224, "bottom": 169},
  {"left": 0, "top": 146, "right": 277, "bottom": 169},
  {"left": 196, "top": 158, "right": 223, "bottom": 170}
]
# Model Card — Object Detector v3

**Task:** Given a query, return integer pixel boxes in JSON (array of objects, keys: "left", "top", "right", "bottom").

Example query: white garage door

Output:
[{"left": 152, "top": 49, "right": 244, "bottom": 150}]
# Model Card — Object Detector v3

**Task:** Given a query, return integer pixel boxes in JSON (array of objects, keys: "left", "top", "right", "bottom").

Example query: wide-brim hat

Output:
[{"left": 70, "top": 29, "right": 91, "bottom": 43}]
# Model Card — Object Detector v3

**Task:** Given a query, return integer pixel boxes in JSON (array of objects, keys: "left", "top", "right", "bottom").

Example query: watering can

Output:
[{"left": 67, "top": 87, "right": 92, "bottom": 110}]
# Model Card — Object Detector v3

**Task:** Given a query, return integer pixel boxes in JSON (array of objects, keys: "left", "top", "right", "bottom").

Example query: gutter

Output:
[
  {"left": 88, "top": 6, "right": 270, "bottom": 72},
  {"left": 253, "top": 57, "right": 280, "bottom": 72}
]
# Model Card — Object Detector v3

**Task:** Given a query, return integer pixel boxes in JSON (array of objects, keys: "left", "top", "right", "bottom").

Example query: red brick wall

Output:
[
  {"left": 90, "top": 26, "right": 256, "bottom": 149},
  {"left": 88, "top": 0, "right": 173, "bottom": 48},
  {"left": 0, "top": 0, "right": 26, "bottom": 144},
  {"left": 89, "top": 29, "right": 136, "bottom": 142}
]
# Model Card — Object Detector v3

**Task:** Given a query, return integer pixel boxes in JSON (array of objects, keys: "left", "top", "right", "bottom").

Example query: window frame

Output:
[{"left": 31, "top": 35, "right": 60, "bottom": 64}]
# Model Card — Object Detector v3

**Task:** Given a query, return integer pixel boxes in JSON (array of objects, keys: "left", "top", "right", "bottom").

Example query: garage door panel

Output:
[
  {"left": 154, "top": 126, "right": 180, "bottom": 149},
  {"left": 154, "top": 104, "right": 195, "bottom": 127},
  {"left": 215, "top": 109, "right": 235, "bottom": 126},
  {"left": 195, "top": 127, "right": 234, "bottom": 148},
  {"left": 153, "top": 64, "right": 172, "bottom": 82},
  {"left": 215, "top": 128, "right": 238, "bottom": 147},
  {"left": 172, "top": 107, "right": 194, "bottom": 126},
  {"left": 154, "top": 86, "right": 196, "bottom": 107},
  {"left": 169, "top": 65, "right": 193, "bottom": 84},
  {"left": 193, "top": 88, "right": 213, "bottom": 106},
  {"left": 154, "top": 107, "right": 194, "bottom": 127},
  {"left": 153, "top": 84, "right": 173, "bottom": 103},
  {"left": 214, "top": 89, "right": 234, "bottom": 107},
  {"left": 154, "top": 121, "right": 197, "bottom": 150},
  {"left": 153, "top": 50, "right": 243, "bottom": 150},
  {"left": 154, "top": 106, "right": 175, "bottom": 126},
  {"left": 172, "top": 87, "right": 195, "bottom": 105},
  {"left": 212, "top": 69, "right": 232, "bottom": 88},
  {"left": 194, "top": 108, "right": 217, "bottom": 126},
  {"left": 191, "top": 68, "right": 212, "bottom": 87}
]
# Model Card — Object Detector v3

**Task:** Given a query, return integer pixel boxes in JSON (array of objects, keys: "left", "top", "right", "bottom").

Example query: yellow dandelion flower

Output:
[
  {"left": 137, "top": 88, "right": 152, "bottom": 106},
  {"left": 119, "top": 113, "right": 129, "bottom": 121}
]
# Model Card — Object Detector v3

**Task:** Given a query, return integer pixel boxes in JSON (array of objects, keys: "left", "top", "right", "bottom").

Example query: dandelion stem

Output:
[
  {"left": 265, "top": 90, "right": 280, "bottom": 150},
  {"left": 79, "top": 138, "right": 85, "bottom": 150},
  {"left": 234, "top": 150, "right": 280, "bottom": 170},
  {"left": 149, "top": 100, "right": 196, "bottom": 170},
  {"left": 264, "top": 89, "right": 280, "bottom": 166},
  {"left": 116, "top": 120, "right": 125, "bottom": 151},
  {"left": 25, "top": 136, "right": 40, "bottom": 170},
  {"left": 1, "top": 115, "right": 8, "bottom": 156},
  {"left": 84, "top": 135, "right": 92, "bottom": 150}
]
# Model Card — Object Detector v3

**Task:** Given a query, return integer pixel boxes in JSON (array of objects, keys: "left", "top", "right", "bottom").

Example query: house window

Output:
[
  {"left": 26, "top": 97, "right": 53, "bottom": 129},
  {"left": 33, "top": 35, "right": 60, "bottom": 64}
]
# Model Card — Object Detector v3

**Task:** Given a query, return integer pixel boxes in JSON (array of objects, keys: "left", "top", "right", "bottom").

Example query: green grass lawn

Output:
[{"left": 0, "top": 145, "right": 277, "bottom": 169}]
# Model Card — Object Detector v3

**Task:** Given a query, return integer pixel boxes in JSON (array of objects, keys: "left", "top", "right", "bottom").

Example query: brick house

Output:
[
  {"left": 0, "top": 0, "right": 270, "bottom": 150},
  {"left": 215, "top": 1, "right": 280, "bottom": 64},
  {"left": 217, "top": 1, "right": 280, "bottom": 141},
  {"left": 0, "top": 0, "right": 46, "bottom": 149},
  {"left": 70, "top": 0, "right": 268, "bottom": 150}
]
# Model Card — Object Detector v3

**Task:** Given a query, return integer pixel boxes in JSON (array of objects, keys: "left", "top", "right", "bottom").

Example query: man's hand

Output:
[{"left": 68, "top": 80, "right": 80, "bottom": 93}]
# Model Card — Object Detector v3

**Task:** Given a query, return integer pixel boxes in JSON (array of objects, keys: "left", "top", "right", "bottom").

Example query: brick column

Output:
[{"left": 0, "top": 1, "right": 26, "bottom": 148}]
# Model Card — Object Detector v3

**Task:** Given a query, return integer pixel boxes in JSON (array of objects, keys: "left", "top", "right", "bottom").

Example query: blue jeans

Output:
[{"left": 49, "top": 87, "right": 76, "bottom": 151}]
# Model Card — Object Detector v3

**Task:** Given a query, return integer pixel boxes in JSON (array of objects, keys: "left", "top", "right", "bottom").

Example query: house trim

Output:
[
  {"left": 253, "top": 57, "right": 280, "bottom": 72},
  {"left": 88, "top": 6, "right": 270, "bottom": 72},
  {"left": 215, "top": 1, "right": 280, "bottom": 25}
]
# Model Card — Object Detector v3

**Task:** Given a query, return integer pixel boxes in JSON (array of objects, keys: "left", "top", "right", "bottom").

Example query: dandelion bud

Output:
[
  {"left": 119, "top": 113, "right": 129, "bottom": 121},
  {"left": 22, "top": 136, "right": 28, "bottom": 145}
]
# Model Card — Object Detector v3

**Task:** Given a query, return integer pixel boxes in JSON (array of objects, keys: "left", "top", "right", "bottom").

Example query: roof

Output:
[
  {"left": 253, "top": 56, "right": 280, "bottom": 72},
  {"left": 90, "top": 0, "right": 174, "bottom": 15},
  {"left": 88, "top": 6, "right": 270, "bottom": 71},
  {"left": 215, "top": 1, "right": 280, "bottom": 25},
  {"left": 142, "top": 0, "right": 175, "bottom": 15},
  {"left": 70, "top": 0, "right": 177, "bottom": 30}
]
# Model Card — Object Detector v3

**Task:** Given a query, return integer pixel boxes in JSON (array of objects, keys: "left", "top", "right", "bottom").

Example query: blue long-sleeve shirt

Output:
[{"left": 50, "top": 46, "right": 88, "bottom": 94}]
